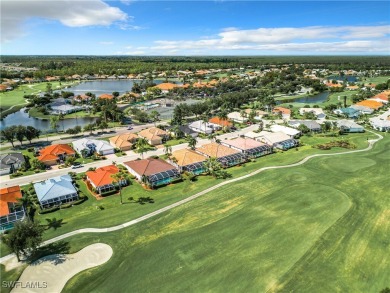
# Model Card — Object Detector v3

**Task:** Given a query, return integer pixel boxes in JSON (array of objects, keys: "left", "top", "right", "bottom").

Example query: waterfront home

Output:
[
  {"left": 34, "top": 175, "right": 78, "bottom": 209},
  {"left": 153, "top": 82, "right": 179, "bottom": 93},
  {"left": 270, "top": 124, "right": 301, "bottom": 138},
  {"left": 38, "top": 144, "right": 76, "bottom": 166},
  {"left": 0, "top": 153, "right": 25, "bottom": 175},
  {"left": 123, "top": 158, "right": 180, "bottom": 188},
  {"left": 138, "top": 127, "right": 169, "bottom": 146},
  {"left": 72, "top": 138, "right": 115, "bottom": 156},
  {"left": 99, "top": 94, "right": 114, "bottom": 100},
  {"left": 336, "top": 120, "right": 365, "bottom": 133},
  {"left": 109, "top": 133, "right": 139, "bottom": 151},
  {"left": 221, "top": 137, "right": 272, "bottom": 159},
  {"left": 0, "top": 186, "right": 26, "bottom": 232},
  {"left": 170, "top": 149, "right": 207, "bottom": 175},
  {"left": 195, "top": 142, "right": 245, "bottom": 167},
  {"left": 86, "top": 165, "right": 127, "bottom": 194}
]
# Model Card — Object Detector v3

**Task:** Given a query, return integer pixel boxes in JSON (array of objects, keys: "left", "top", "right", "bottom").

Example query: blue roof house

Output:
[{"left": 34, "top": 175, "right": 78, "bottom": 209}]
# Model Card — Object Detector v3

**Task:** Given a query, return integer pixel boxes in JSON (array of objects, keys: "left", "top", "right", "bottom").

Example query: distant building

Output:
[
  {"left": 333, "top": 108, "right": 361, "bottom": 119},
  {"left": 299, "top": 108, "right": 326, "bottom": 119},
  {"left": 272, "top": 107, "right": 291, "bottom": 120},
  {"left": 72, "top": 138, "right": 115, "bottom": 156},
  {"left": 336, "top": 120, "right": 365, "bottom": 133},
  {"left": 227, "top": 112, "right": 248, "bottom": 123},
  {"left": 288, "top": 120, "right": 322, "bottom": 132}
]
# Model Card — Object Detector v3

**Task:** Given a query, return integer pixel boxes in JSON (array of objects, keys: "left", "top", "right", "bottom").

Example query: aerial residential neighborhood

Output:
[{"left": 0, "top": 1, "right": 389, "bottom": 293}]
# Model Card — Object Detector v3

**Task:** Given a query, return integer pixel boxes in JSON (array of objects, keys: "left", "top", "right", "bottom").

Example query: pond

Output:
[
  {"left": 276, "top": 91, "right": 330, "bottom": 105},
  {"left": 0, "top": 108, "right": 98, "bottom": 132},
  {"left": 327, "top": 75, "right": 358, "bottom": 82},
  {"left": 65, "top": 79, "right": 167, "bottom": 96}
]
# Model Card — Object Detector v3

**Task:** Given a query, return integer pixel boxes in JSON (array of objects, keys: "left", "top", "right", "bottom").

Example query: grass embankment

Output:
[
  {"left": 2, "top": 132, "right": 384, "bottom": 293},
  {"left": 28, "top": 108, "right": 100, "bottom": 120},
  {"left": 0, "top": 82, "right": 76, "bottom": 118}
]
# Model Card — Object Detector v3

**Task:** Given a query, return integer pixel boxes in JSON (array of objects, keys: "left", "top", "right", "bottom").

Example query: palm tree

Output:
[
  {"left": 111, "top": 170, "right": 129, "bottom": 205},
  {"left": 186, "top": 136, "right": 197, "bottom": 150},
  {"left": 16, "top": 194, "right": 35, "bottom": 222},
  {"left": 203, "top": 157, "right": 222, "bottom": 178},
  {"left": 135, "top": 138, "right": 149, "bottom": 159},
  {"left": 163, "top": 144, "right": 172, "bottom": 157}
]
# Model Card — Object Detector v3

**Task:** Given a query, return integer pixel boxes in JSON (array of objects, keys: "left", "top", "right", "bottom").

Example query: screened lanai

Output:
[
  {"left": 245, "top": 145, "right": 273, "bottom": 158},
  {"left": 147, "top": 169, "right": 181, "bottom": 187},
  {"left": 183, "top": 162, "right": 206, "bottom": 175},
  {"left": 277, "top": 139, "right": 299, "bottom": 150},
  {"left": 218, "top": 153, "right": 245, "bottom": 167}
]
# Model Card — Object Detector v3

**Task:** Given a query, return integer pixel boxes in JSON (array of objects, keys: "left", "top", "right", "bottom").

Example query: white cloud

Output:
[
  {"left": 1, "top": 0, "right": 128, "bottom": 43},
  {"left": 146, "top": 25, "right": 390, "bottom": 54},
  {"left": 99, "top": 41, "right": 114, "bottom": 45},
  {"left": 118, "top": 24, "right": 145, "bottom": 31}
]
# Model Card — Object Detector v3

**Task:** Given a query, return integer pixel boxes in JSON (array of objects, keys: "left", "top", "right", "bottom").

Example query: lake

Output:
[
  {"left": 0, "top": 108, "right": 97, "bottom": 132},
  {"left": 65, "top": 79, "right": 166, "bottom": 95},
  {"left": 276, "top": 91, "right": 330, "bottom": 105}
]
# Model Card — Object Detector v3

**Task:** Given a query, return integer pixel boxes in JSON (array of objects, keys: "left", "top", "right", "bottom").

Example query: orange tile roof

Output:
[
  {"left": 138, "top": 127, "right": 168, "bottom": 141},
  {"left": 326, "top": 83, "right": 343, "bottom": 88},
  {"left": 109, "top": 133, "right": 138, "bottom": 149},
  {"left": 86, "top": 165, "right": 120, "bottom": 187},
  {"left": 99, "top": 94, "right": 114, "bottom": 99},
  {"left": 272, "top": 107, "right": 291, "bottom": 115},
  {"left": 171, "top": 149, "right": 207, "bottom": 166},
  {"left": 355, "top": 100, "right": 383, "bottom": 110},
  {"left": 196, "top": 142, "right": 240, "bottom": 158},
  {"left": 0, "top": 186, "right": 22, "bottom": 217},
  {"left": 154, "top": 83, "right": 179, "bottom": 91},
  {"left": 38, "top": 144, "right": 75, "bottom": 162},
  {"left": 209, "top": 117, "right": 233, "bottom": 127},
  {"left": 372, "top": 92, "right": 389, "bottom": 102}
]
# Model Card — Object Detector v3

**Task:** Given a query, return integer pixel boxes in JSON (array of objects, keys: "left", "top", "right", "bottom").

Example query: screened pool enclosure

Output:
[{"left": 147, "top": 169, "right": 181, "bottom": 187}]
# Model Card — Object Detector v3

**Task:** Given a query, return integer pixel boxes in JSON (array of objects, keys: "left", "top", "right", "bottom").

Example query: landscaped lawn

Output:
[
  {"left": 0, "top": 81, "right": 76, "bottom": 118},
  {"left": 1, "top": 132, "right": 387, "bottom": 293}
]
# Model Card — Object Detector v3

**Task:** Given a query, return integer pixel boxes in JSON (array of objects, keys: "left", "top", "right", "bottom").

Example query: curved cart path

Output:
[{"left": 0, "top": 131, "right": 383, "bottom": 264}]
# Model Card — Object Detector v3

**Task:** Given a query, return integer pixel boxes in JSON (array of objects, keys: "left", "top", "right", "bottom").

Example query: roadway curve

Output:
[{"left": 0, "top": 131, "right": 383, "bottom": 264}]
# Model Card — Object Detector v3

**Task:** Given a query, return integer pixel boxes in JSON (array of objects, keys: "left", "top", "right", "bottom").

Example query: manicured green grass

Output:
[
  {"left": 360, "top": 76, "right": 390, "bottom": 85},
  {"left": 46, "top": 133, "right": 390, "bottom": 293},
  {"left": 164, "top": 138, "right": 187, "bottom": 147},
  {"left": 2, "top": 133, "right": 387, "bottom": 293},
  {"left": 0, "top": 82, "right": 76, "bottom": 117}
]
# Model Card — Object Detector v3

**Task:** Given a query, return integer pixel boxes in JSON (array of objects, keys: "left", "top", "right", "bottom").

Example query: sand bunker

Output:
[{"left": 11, "top": 243, "right": 112, "bottom": 293}]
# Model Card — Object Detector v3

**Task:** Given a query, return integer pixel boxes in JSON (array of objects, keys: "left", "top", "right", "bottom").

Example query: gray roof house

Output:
[
  {"left": 0, "top": 153, "right": 25, "bottom": 176},
  {"left": 34, "top": 175, "right": 78, "bottom": 209},
  {"left": 336, "top": 120, "right": 365, "bottom": 133},
  {"left": 288, "top": 120, "right": 322, "bottom": 132},
  {"left": 72, "top": 138, "right": 115, "bottom": 156}
]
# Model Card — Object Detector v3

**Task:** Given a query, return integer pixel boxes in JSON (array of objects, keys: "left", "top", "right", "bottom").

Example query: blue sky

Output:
[{"left": 1, "top": 1, "right": 390, "bottom": 55}]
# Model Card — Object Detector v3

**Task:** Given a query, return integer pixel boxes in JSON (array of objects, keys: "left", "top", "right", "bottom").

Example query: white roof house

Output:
[
  {"left": 250, "top": 131, "right": 299, "bottom": 150},
  {"left": 350, "top": 105, "right": 374, "bottom": 114},
  {"left": 72, "top": 138, "right": 115, "bottom": 156},
  {"left": 270, "top": 124, "right": 301, "bottom": 138},
  {"left": 188, "top": 120, "right": 220, "bottom": 134},
  {"left": 227, "top": 112, "right": 247, "bottom": 123},
  {"left": 336, "top": 120, "right": 365, "bottom": 133},
  {"left": 299, "top": 108, "right": 326, "bottom": 119},
  {"left": 369, "top": 116, "right": 390, "bottom": 132},
  {"left": 244, "top": 131, "right": 262, "bottom": 140}
]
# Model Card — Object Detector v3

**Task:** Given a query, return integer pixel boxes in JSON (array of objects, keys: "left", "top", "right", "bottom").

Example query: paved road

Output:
[
  {"left": 0, "top": 124, "right": 259, "bottom": 186},
  {"left": 0, "top": 131, "right": 382, "bottom": 264}
]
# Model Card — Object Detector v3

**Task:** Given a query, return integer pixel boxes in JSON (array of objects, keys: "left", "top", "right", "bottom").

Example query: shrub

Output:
[{"left": 38, "top": 206, "right": 60, "bottom": 214}]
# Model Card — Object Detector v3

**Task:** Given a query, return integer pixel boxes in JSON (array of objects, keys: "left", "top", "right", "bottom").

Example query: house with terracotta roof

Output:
[
  {"left": 170, "top": 149, "right": 207, "bottom": 175},
  {"left": 0, "top": 186, "right": 25, "bottom": 232},
  {"left": 0, "top": 153, "right": 25, "bottom": 175},
  {"left": 209, "top": 117, "right": 233, "bottom": 128},
  {"left": 38, "top": 144, "right": 76, "bottom": 166},
  {"left": 138, "top": 127, "right": 169, "bottom": 146},
  {"left": 272, "top": 107, "right": 291, "bottom": 119},
  {"left": 195, "top": 142, "right": 245, "bottom": 167},
  {"left": 74, "top": 94, "right": 92, "bottom": 102},
  {"left": 355, "top": 100, "right": 384, "bottom": 110},
  {"left": 123, "top": 158, "right": 180, "bottom": 188},
  {"left": 153, "top": 82, "right": 179, "bottom": 93},
  {"left": 109, "top": 133, "right": 139, "bottom": 151},
  {"left": 99, "top": 93, "right": 114, "bottom": 100},
  {"left": 86, "top": 165, "right": 127, "bottom": 194},
  {"left": 221, "top": 137, "right": 272, "bottom": 159},
  {"left": 34, "top": 175, "right": 78, "bottom": 209},
  {"left": 368, "top": 92, "right": 389, "bottom": 104}
]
